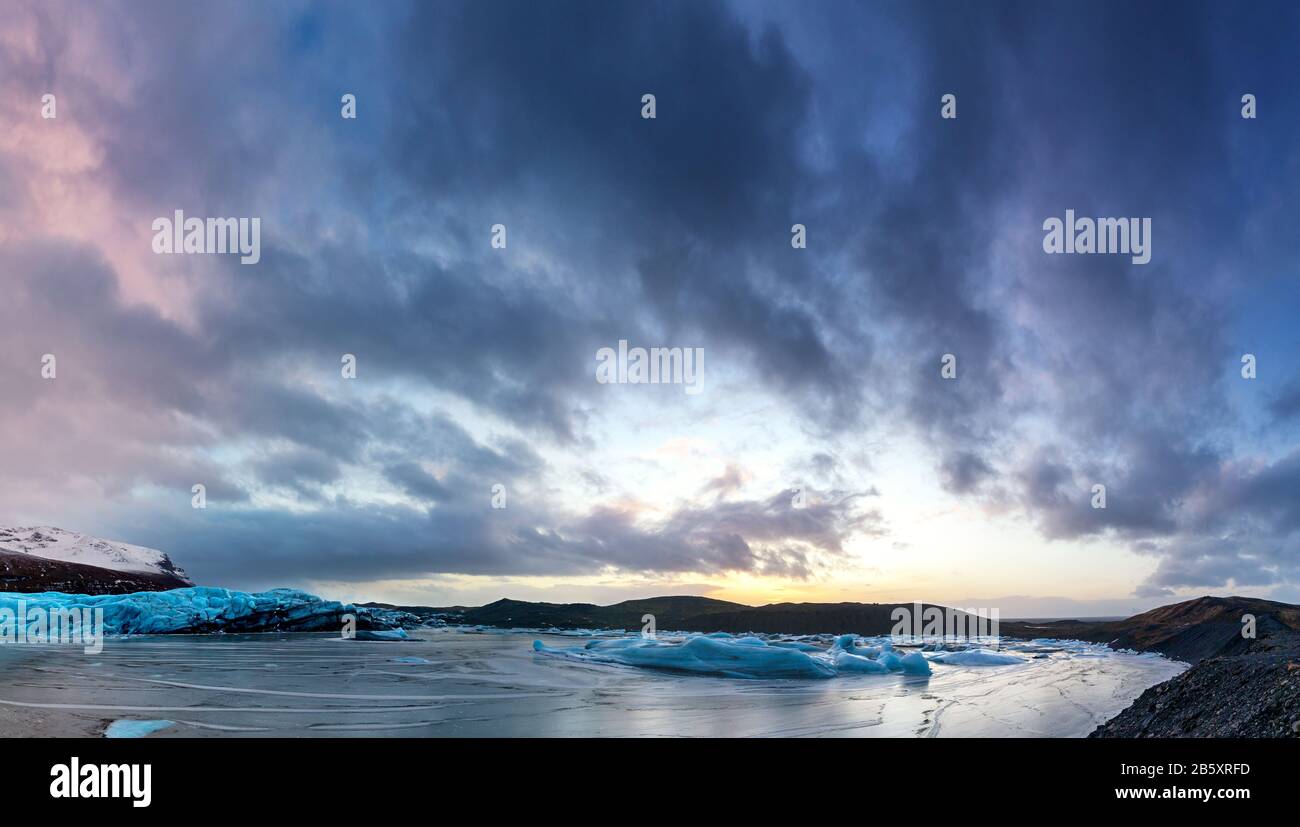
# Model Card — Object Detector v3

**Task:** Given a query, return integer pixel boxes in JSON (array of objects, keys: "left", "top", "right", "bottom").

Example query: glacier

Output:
[{"left": 0, "top": 587, "right": 410, "bottom": 636}]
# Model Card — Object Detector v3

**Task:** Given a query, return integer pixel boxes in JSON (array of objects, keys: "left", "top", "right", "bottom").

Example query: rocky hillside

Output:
[
  {"left": 1088, "top": 596, "right": 1300, "bottom": 737},
  {"left": 1001, "top": 595, "right": 1300, "bottom": 663},
  {"left": 1091, "top": 629, "right": 1300, "bottom": 738},
  {"left": 437, "top": 596, "right": 993, "bottom": 636},
  {"left": 0, "top": 526, "right": 193, "bottom": 593}
]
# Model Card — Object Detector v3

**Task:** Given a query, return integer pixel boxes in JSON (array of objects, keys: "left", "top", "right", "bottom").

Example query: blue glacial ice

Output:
[
  {"left": 355, "top": 629, "right": 409, "bottom": 641},
  {"left": 535, "top": 635, "right": 837, "bottom": 679},
  {"left": 105, "top": 719, "right": 174, "bottom": 738},
  {"left": 533, "top": 633, "right": 951, "bottom": 679},
  {"left": 898, "top": 651, "right": 932, "bottom": 674},
  {"left": 927, "top": 649, "right": 1026, "bottom": 666},
  {"left": 0, "top": 587, "right": 409, "bottom": 635},
  {"left": 832, "top": 650, "right": 891, "bottom": 674}
]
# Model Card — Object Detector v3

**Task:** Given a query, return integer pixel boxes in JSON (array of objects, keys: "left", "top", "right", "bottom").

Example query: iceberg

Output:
[
  {"left": 355, "top": 629, "right": 409, "bottom": 641},
  {"left": 833, "top": 650, "right": 890, "bottom": 673},
  {"left": 769, "top": 640, "right": 824, "bottom": 652},
  {"left": 536, "top": 635, "right": 837, "bottom": 679},
  {"left": 831, "top": 634, "right": 882, "bottom": 659},
  {"left": 0, "top": 587, "right": 409, "bottom": 636},
  {"left": 105, "top": 719, "right": 174, "bottom": 739},
  {"left": 927, "top": 649, "right": 1026, "bottom": 666},
  {"left": 899, "top": 651, "right": 932, "bottom": 675},
  {"left": 534, "top": 633, "right": 941, "bottom": 680}
]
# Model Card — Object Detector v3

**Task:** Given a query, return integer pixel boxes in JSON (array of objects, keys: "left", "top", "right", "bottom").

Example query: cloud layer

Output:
[{"left": 1, "top": 0, "right": 1298, "bottom": 602}]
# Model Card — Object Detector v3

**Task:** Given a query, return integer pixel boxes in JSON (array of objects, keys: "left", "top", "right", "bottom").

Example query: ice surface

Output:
[
  {"left": 0, "top": 587, "right": 406, "bottom": 635},
  {"left": 0, "top": 628, "right": 1187, "bottom": 737}
]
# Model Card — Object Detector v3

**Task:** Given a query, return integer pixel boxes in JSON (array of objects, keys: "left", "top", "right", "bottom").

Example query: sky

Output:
[{"left": 1, "top": 0, "right": 1298, "bottom": 617}]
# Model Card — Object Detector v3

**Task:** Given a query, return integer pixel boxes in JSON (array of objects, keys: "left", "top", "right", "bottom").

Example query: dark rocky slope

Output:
[
  {"left": 1002, "top": 596, "right": 1300, "bottom": 664},
  {"left": 1090, "top": 629, "right": 1300, "bottom": 738},
  {"left": 1087, "top": 597, "right": 1300, "bottom": 738}
]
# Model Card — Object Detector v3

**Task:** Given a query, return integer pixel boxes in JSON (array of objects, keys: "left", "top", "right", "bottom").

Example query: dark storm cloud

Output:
[
  {"left": 121, "top": 485, "right": 876, "bottom": 588},
  {"left": 1020, "top": 435, "right": 1222, "bottom": 541},
  {"left": 941, "top": 451, "right": 996, "bottom": 495},
  {"left": 803, "top": 1, "right": 1300, "bottom": 596},
  {"left": 381, "top": 462, "right": 453, "bottom": 504},
  {"left": 1269, "top": 381, "right": 1300, "bottom": 423},
  {"left": 556, "top": 487, "right": 880, "bottom": 580},
  {"left": 381, "top": 0, "right": 866, "bottom": 428},
  {"left": 250, "top": 447, "right": 342, "bottom": 500}
]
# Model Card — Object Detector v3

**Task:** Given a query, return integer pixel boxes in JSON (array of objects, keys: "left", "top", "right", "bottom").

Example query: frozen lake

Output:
[{"left": 0, "top": 629, "right": 1185, "bottom": 737}]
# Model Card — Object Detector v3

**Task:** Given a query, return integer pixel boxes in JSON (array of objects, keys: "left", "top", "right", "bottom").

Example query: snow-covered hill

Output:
[{"left": 0, "top": 526, "right": 192, "bottom": 584}]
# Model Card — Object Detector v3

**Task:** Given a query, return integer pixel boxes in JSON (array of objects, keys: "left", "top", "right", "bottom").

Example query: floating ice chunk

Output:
[
  {"left": 769, "top": 641, "right": 824, "bottom": 652},
  {"left": 105, "top": 719, "right": 174, "bottom": 738},
  {"left": 876, "top": 650, "right": 903, "bottom": 671},
  {"left": 583, "top": 637, "right": 644, "bottom": 650},
  {"left": 833, "top": 651, "right": 889, "bottom": 673},
  {"left": 928, "top": 649, "right": 1025, "bottom": 666},
  {"left": 899, "top": 651, "right": 932, "bottom": 675},
  {"left": 831, "top": 634, "right": 881, "bottom": 658},
  {"left": 536, "top": 636, "right": 837, "bottom": 679},
  {"left": 355, "top": 629, "right": 408, "bottom": 641}
]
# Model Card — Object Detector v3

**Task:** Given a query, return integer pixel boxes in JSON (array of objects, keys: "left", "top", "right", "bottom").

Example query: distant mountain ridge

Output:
[
  {"left": 424, "top": 593, "right": 1300, "bottom": 664},
  {"left": 0, "top": 526, "right": 193, "bottom": 593},
  {"left": 1000, "top": 595, "right": 1300, "bottom": 664},
  {"left": 425, "top": 596, "right": 991, "bottom": 638}
]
